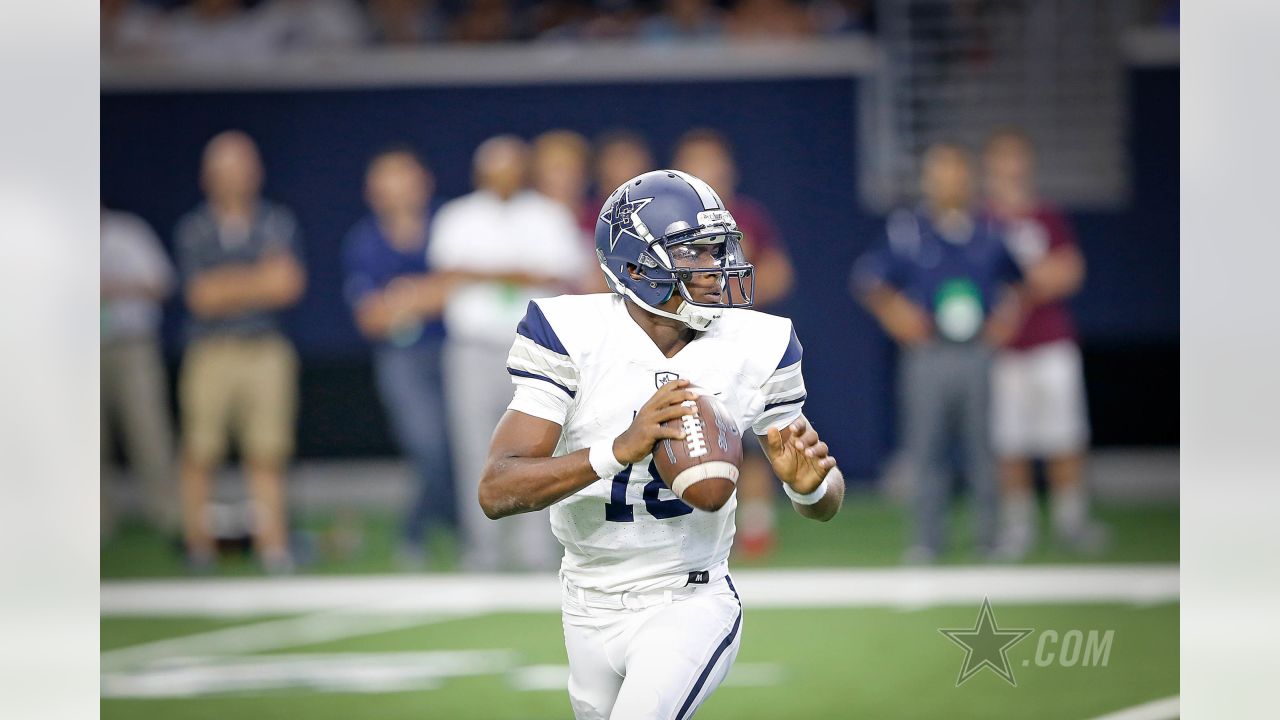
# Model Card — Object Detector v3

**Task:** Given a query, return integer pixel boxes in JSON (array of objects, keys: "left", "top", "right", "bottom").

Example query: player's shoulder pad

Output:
[
  {"left": 716, "top": 308, "right": 801, "bottom": 380},
  {"left": 517, "top": 293, "right": 613, "bottom": 359},
  {"left": 509, "top": 295, "right": 601, "bottom": 400}
]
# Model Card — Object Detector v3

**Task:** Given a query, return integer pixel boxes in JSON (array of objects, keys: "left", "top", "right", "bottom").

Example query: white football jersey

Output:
[{"left": 505, "top": 293, "right": 806, "bottom": 594}]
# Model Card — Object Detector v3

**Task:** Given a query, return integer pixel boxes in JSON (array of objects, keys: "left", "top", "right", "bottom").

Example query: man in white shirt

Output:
[
  {"left": 429, "top": 135, "right": 588, "bottom": 571},
  {"left": 101, "top": 206, "right": 178, "bottom": 536}
]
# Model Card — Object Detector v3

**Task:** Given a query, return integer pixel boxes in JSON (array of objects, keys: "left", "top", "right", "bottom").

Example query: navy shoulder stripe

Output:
[
  {"left": 763, "top": 394, "right": 807, "bottom": 412},
  {"left": 507, "top": 368, "right": 576, "bottom": 398},
  {"left": 516, "top": 301, "right": 568, "bottom": 355},
  {"left": 776, "top": 325, "right": 803, "bottom": 369}
]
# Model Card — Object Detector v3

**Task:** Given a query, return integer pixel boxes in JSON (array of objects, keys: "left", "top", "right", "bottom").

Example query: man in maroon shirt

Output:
[
  {"left": 673, "top": 128, "right": 796, "bottom": 558},
  {"left": 983, "top": 130, "right": 1106, "bottom": 559}
]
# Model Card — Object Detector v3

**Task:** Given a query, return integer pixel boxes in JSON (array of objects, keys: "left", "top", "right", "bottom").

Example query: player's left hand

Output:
[{"left": 763, "top": 415, "right": 837, "bottom": 495}]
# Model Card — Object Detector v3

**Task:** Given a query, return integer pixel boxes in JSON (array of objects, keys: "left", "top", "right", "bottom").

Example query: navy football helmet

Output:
[{"left": 595, "top": 170, "right": 755, "bottom": 330}]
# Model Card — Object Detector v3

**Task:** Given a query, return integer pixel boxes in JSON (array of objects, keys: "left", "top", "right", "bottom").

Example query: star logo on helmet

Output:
[{"left": 600, "top": 186, "right": 655, "bottom": 251}]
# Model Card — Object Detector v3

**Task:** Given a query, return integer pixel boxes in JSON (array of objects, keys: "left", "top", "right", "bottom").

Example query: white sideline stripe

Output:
[
  {"left": 1087, "top": 695, "right": 1180, "bottom": 720},
  {"left": 509, "top": 664, "right": 570, "bottom": 691},
  {"left": 101, "top": 565, "right": 1178, "bottom": 617},
  {"left": 508, "top": 663, "right": 782, "bottom": 692},
  {"left": 102, "top": 610, "right": 475, "bottom": 670},
  {"left": 102, "top": 650, "right": 519, "bottom": 698}
]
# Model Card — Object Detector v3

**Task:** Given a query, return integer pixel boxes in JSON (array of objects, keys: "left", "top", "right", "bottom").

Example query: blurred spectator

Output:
[
  {"left": 257, "top": 0, "right": 370, "bottom": 50},
  {"left": 159, "top": 0, "right": 282, "bottom": 64},
  {"left": 367, "top": 0, "right": 447, "bottom": 45},
  {"left": 807, "top": 0, "right": 872, "bottom": 36},
  {"left": 449, "top": 0, "right": 521, "bottom": 43},
  {"left": 640, "top": 0, "right": 723, "bottom": 40},
  {"left": 725, "top": 0, "right": 815, "bottom": 39},
  {"left": 428, "top": 135, "right": 587, "bottom": 571},
  {"left": 852, "top": 142, "right": 1022, "bottom": 564},
  {"left": 593, "top": 129, "right": 654, "bottom": 205},
  {"left": 533, "top": 129, "right": 594, "bottom": 232},
  {"left": 532, "top": 129, "right": 604, "bottom": 291},
  {"left": 101, "top": 0, "right": 164, "bottom": 55},
  {"left": 672, "top": 128, "right": 793, "bottom": 307},
  {"left": 672, "top": 128, "right": 795, "bottom": 559},
  {"left": 529, "top": 0, "right": 592, "bottom": 39},
  {"left": 342, "top": 148, "right": 456, "bottom": 569},
  {"left": 982, "top": 130, "right": 1106, "bottom": 560},
  {"left": 589, "top": 130, "right": 654, "bottom": 291},
  {"left": 176, "top": 131, "right": 306, "bottom": 573},
  {"left": 576, "top": 0, "right": 646, "bottom": 40},
  {"left": 101, "top": 205, "right": 179, "bottom": 537},
  {"left": 103, "top": 0, "right": 879, "bottom": 55}
]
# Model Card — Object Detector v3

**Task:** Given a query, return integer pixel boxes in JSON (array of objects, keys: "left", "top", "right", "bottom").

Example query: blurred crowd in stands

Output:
[
  {"left": 101, "top": 0, "right": 874, "bottom": 56},
  {"left": 102, "top": 0, "right": 1179, "bottom": 58}
]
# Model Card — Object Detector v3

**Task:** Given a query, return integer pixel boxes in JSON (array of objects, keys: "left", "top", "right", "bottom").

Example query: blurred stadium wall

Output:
[{"left": 101, "top": 32, "right": 1177, "bottom": 482}]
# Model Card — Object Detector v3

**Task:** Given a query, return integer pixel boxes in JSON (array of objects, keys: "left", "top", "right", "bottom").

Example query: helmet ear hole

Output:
[{"left": 626, "top": 263, "right": 645, "bottom": 281}]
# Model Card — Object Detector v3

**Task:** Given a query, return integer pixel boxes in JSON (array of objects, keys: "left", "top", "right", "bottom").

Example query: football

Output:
[{"left": 652, "top": 388, "right": 743, "bottom": 512}]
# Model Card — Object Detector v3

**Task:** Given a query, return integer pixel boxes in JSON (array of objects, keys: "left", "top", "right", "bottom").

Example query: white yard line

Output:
[
  {"left": 508, "top": 662, "right": 783, "bottom": 692},
  {"left": 1087, "top": 695, "right": 1180, "bottom": 720},
  {"left": 102, "top": 650, "right": 519, "bottom": 698},
  {"left": 102, "top": 609, "right": 477, "bottom": 671},
  {"left": 101, "top": 565, "right": 1179, "bottom": 617}
]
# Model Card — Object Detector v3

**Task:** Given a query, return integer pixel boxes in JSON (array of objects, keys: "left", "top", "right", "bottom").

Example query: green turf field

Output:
[
  {"left": 101, "top": 495, "right": 1179, "bottom": 578},
  {"left": 102, "top": 602, "right": 1177, "bottom": 719},
  {"left": 102, "top": 496, "right": 1178, "bottom": 718}
]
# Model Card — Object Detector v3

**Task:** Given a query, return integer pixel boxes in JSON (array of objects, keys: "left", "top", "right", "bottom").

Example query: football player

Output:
[{"left": 478, "top": 170, "right": 844, "bottom": 720}]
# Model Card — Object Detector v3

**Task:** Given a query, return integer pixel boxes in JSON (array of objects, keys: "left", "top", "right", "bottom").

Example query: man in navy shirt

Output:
[
  {"left": 853, "top": 142, "right": 1024, "bottom": 563},
  {"left": 343, "top": 148, "right": 457, "bottom": 568}
]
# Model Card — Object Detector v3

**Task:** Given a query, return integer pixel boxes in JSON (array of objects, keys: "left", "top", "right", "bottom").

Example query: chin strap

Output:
[{"left": 600, "top": 263, "right": 722, "bottom": 331}]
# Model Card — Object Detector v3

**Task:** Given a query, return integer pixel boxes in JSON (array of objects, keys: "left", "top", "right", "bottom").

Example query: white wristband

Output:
[
  {"left": 784, "top": 469, "right": 837, "bottom": 505},
  {"left": 589, "top": 442, "right": 626, "bottom": 479}
]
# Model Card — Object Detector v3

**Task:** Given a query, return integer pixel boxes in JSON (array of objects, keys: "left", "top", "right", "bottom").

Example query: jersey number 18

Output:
[{"left": 604, "top": 460, "right": 694, "bottom": 522}]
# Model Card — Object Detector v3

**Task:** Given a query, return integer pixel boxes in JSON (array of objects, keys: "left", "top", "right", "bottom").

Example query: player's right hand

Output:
[{"left": 612, "top": 379, "right": 697, "bottom": 464}]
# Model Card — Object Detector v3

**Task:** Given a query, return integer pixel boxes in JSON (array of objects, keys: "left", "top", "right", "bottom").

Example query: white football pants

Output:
[{"left": 561, "top": 572, "right": 743, "bottom": 720}]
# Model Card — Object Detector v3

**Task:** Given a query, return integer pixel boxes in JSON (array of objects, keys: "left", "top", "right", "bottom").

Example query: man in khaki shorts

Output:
[{"left": 175, "top": 130, "right": 306, "bottom": 573}]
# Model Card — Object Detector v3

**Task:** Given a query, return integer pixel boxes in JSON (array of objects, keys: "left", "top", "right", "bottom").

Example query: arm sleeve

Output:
[
  {"left": 505, "top": 300, "right": 578, "bottom": 425},
  {"left": 850, "top": 245, "right": 893, "bottom": 296},
  {"left": 130, "top": 216, "right": 176, "bottom": 293},
  {"left": 341, "top": 224, "right": 379, "bottom": 308},
  {"left": 265, "top": 206, "right": 304, "bottom": 265},
  {"left": 994, "top": 226, "right": 1024, "bottom": 285},
  {"left": 1044, "top": 208, "right": 1079, "bottom": 252},
  {"left": 851, "top": 211, "right": 914, "bottom": 295},
  {"left": 426, "top": 203, "right": 464, "bottom": 270},
  {"left": 751, "top": 324, "right": 807, "bottom": 435},
  {"left": 174, "top": 214, "right": 208, "bottom": 283}
]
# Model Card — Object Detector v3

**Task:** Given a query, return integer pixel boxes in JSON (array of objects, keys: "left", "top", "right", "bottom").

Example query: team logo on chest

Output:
[{"left": 655, "top": 371, "right": 679, "bottom": 388}]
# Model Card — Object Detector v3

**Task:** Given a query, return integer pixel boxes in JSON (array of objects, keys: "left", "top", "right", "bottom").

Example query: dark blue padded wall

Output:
[{"left": 101, "top": 70, "right": 1177, "bottom": 474}]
